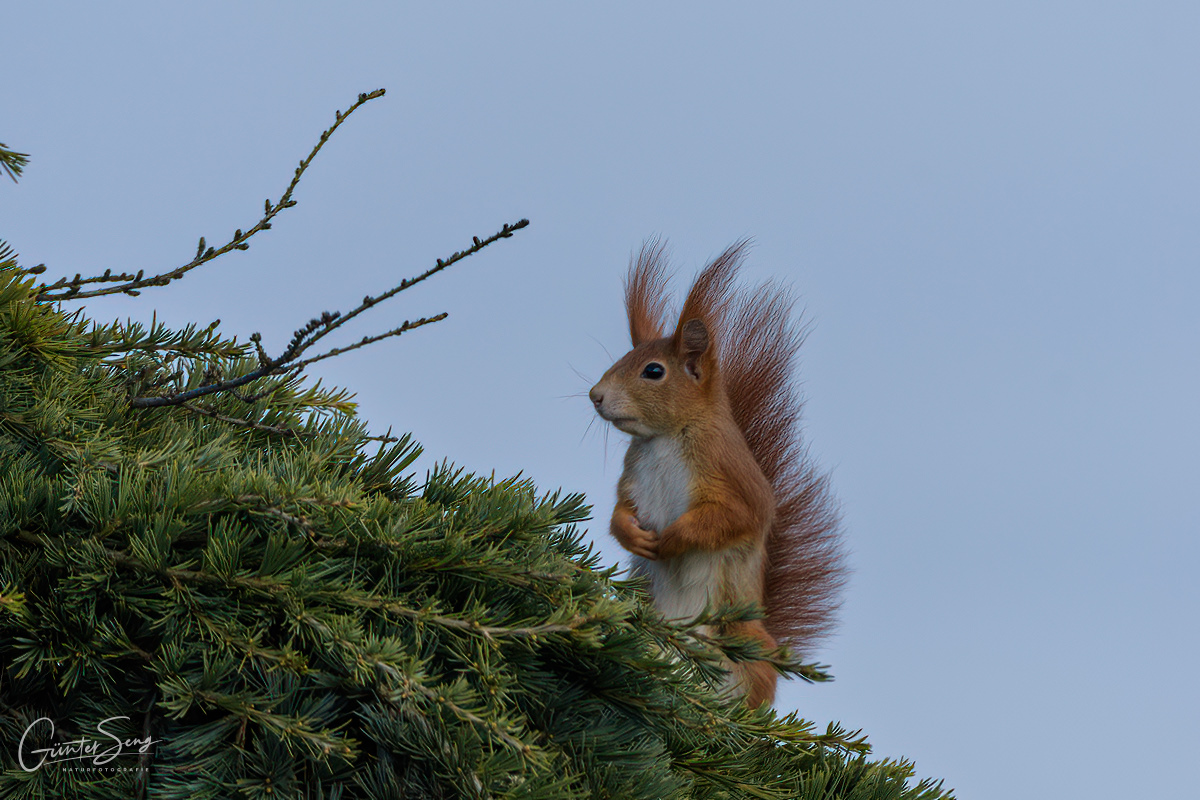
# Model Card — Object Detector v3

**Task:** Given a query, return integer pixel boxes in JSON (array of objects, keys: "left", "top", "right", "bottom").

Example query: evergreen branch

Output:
[
  {"left": 32, "top": 89, "right": 386, "bottom": 302},
  {"left": 130, "top": 361, "right": 295, "bottom": 408},
  {"left": 192, "top": 493, "right": 356, "bottom": 515},
  {"left": 582, "top": 669, "right": 852, "bottom": 756},
  {"left": 297, "top": 597, "right": 608, "bottom": 648},
  {"left": 366, "top": 601, "right": 602, "bottom": 643},
  {"left": 109, "top": 546, "right": 600, "bottom": 645},
  {"left": 189, "top": 610, "right": 535, "bottom": 757},
  {"left": 685, "top": 625, "right": 832, "bottom": 683},
  {"left": 0, "top": 142, "right": 29, "bottom": 182},
  {"left": 397, "top": 681, "right": 532, "bottom": 755},
  {"left": 181, "top": 401, "right": 304, "bottom": 438},
  {"left": 192, "top": 613, "right": 314, "bottom": 675},
  {"left": 309, "top": 539, "right": 579, "bottom": 589},
  {"left": 0, "top": 240, "right": 17, "bottom": 267},
  {"left": 86, "top": 315, "right": 247, "bottom": 360},
  {"left": 109, "top": 549, "right": 294, "bottom": 592},
  {"left": 129, "top": 218, "right": 528, "bottom": 409},
  {"left": 180, "top": 401, "right": 397, "bottom": 443},
  {"left": 179, "top": 686, "right": 354, "bottom": 756},
  {"left": 192, "top": 494, "right": 320, "bottom": 531},
  {"left": 0, "top": 582, "right": 29, "bottom": 621}
]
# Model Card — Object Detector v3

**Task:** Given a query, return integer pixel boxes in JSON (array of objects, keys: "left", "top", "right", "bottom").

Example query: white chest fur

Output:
[
  {"left": 626, "top": 436, "right": 724, "bottom": 623},
  {"left": 626, "top": 436, "right": 692, "bottom": 534}
]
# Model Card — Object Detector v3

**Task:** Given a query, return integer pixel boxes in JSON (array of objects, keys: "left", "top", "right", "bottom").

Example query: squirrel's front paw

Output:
[
  {"left": 613, "top": 512, "right": 661, "bottom": 560},
  {"left": 627, "top": 523, "right": 661, "bottom": 560}
]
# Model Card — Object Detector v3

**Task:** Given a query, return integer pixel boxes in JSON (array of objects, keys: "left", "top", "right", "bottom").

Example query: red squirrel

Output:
[{"left": 589, "top": 241, "right": 845, "bottom": 707}]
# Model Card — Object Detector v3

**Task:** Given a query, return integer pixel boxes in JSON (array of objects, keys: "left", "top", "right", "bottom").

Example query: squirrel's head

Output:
[
  {"left": 589, "top": 318, "right": 719, "bottom": 438},
  {"left": 590, "top": 239, "right": 745, "bottom": 439}
]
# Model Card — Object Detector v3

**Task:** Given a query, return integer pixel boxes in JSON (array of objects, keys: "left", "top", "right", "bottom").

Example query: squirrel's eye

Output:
[{"left": 641, "top": 362, "right": 665, "bottom": 380}]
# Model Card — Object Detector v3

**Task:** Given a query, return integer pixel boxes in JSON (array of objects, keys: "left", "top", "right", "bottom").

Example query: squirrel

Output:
[{"left": 588, "top": 240, "right": 846, "bottom": 707}]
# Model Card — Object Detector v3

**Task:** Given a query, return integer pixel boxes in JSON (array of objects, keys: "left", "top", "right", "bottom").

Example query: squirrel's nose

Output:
[{"left": 589, "top": 387, "right": 603, "bottom": 408}]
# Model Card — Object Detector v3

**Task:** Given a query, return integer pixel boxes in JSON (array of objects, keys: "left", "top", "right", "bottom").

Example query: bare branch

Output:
[
  {"left": 32, "top": 88, "right": 529, "bottom": 410},
  {"left": 34, "top": 89, "right": 387, "bottom": 302},
  {"left": 290, "top": 313, "right": 448, "bottom": 370},
  {"left": 279, "top": 217, "right": 529, "bottom": 361},
  {"left": 130, "top": 218, "right": 529, "bottom": 409}
]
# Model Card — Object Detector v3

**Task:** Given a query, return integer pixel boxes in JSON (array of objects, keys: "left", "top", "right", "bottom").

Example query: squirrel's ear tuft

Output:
[
  {"left": 670, "top": 241, "right": 747, "bottom": 380},
  {"left": 625, "top": 239, "right": 672, "bottom": 346},
  {"left": 678, "top": 318, "right": 710, "bottom": 379},
  {"left": 674, "top": 240, "right": 746, "bottom": 342}
]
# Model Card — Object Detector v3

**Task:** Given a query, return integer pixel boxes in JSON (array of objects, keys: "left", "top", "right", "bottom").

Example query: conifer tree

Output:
[{"left": 0, "top": 91, "right": 953, "bottom": 799}]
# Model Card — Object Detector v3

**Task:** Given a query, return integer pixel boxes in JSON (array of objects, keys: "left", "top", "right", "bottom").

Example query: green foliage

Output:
[
  {"left": 0, "top": 261, "right": 952, "bottom": 798},
  {"left": 0, "top": 143, "right": 28, "bottom": 182}
]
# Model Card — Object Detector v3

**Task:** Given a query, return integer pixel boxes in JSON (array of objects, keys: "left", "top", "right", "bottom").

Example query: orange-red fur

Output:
[{"left": 590, "top": 241, "right": 845, "bottom": 708}]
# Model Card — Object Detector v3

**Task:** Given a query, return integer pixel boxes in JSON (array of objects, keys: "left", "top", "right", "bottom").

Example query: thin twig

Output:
[
  {"left": 130, "top": 219, "right": 528, "bottom": 408},
  {"left": 34, "top": 90, "right": 387, "bottom": 302},
  {"left": 286, "top": 219, "right": 528, "bottom": 359},
  {"left": 289, "top": 314, "right": 447, "bottom": 370}
]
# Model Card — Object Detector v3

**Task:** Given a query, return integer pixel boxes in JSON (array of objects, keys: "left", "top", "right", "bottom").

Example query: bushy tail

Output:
[{"left": 712, "top": 245, "right": 847, "bottom": 658}]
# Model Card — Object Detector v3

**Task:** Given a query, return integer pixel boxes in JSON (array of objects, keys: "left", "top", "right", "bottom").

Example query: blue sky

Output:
[{"left": 5, "top": 4, "right": 1198, "bottom": 797}]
